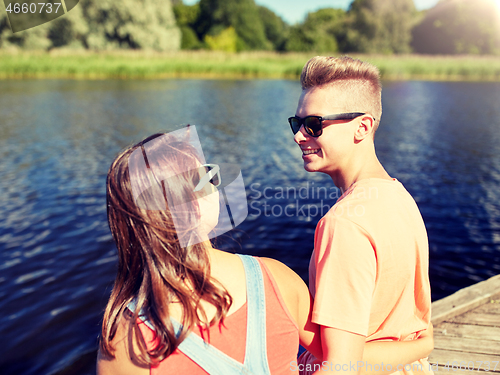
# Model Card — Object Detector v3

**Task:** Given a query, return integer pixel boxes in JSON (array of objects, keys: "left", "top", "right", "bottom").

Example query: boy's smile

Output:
[{"left": 301, "top": 147, "right": 321, "bottom": 156}]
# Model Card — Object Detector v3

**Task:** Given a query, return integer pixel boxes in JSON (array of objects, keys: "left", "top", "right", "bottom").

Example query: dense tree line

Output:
[
  {"left": 172, "top": 0, "right": 500, "bottom": 55},
  {"left": 411, "top": 0, "right": 500, "bottom": 54},
  {"left": 0, "top": 0, "right": 180, "bottom": 50},
  {"left": 0, "top": 0, "right": 499, "bottom": 54}
]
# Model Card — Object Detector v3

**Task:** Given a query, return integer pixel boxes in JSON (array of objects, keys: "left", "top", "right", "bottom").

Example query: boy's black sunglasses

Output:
[{"left": 288, "top": 112, "right": 369, "bottom": 137}]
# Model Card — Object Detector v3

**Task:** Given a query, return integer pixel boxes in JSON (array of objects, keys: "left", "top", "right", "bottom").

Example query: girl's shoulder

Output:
[
  {"left": 258, "top": 257, "right": 309, "bottom": 321},
  {"left": 96, "top": 312, "right": 149, "bottom": 375}
]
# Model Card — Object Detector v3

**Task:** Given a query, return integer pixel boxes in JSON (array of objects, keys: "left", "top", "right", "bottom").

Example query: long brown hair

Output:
[{"left": 100, "top": 132, "right": 232, "bottom": 364}]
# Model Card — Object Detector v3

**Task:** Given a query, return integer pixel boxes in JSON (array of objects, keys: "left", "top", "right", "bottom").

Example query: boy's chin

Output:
[
  {"left": 304, "top": 163, "right": 334, "bottom": 178},
  {"left": 303, "top": 161, "right": 321, "bottom": 173}
]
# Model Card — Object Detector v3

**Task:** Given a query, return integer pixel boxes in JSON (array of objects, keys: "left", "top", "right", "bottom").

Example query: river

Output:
[{"left": 0, "top": 79, "right": 499, "bottom": 374}]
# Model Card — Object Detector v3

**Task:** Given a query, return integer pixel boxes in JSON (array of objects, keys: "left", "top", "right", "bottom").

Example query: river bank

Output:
[{"left": 2, "top": 50, "right": 500, "bottom": 80}]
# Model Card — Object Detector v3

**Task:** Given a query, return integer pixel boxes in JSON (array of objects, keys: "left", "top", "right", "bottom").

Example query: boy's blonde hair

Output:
[{"left": 300, "top": 56, "right": 382, "bottom": 134}]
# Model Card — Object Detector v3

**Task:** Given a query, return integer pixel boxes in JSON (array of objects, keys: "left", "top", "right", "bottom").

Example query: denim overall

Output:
[{"left": 127, "top": 254, "right": 272, "bottom": 375}]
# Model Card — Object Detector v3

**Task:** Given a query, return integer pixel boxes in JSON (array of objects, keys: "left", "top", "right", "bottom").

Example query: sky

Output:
[{"left": 182, "top": 0, "right": 443, "bottom": 24}]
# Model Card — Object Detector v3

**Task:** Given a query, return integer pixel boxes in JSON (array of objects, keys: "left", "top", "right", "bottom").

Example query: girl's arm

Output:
[
  {"left": 260, "top": 257, "right": 323, "bottom": 359},
  {"left": 96, "top": 314, "right": 149, "bottom": 375}
]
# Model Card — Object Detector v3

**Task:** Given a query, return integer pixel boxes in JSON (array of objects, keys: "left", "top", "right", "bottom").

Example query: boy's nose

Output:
[{"left": 294, "top": 125, "right": 308, "bottom": 144}]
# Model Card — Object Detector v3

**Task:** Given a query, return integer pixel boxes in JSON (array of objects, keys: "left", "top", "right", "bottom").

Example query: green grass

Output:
[
  {"left": 2, "top": 50, "right": 500, "bottom": 81},
  {"left": 365, "top": 55, "right": 500, "bottom": 81}
]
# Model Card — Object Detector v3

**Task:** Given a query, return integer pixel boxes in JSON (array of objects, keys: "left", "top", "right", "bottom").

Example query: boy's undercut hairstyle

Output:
[{"left": 300, "top": 56, "right": 383, "bottom": 135}]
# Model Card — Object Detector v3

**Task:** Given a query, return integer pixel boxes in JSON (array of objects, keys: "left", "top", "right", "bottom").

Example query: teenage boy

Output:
[{"left": 290, "top": 56, "right": 432, "bottom": 374}]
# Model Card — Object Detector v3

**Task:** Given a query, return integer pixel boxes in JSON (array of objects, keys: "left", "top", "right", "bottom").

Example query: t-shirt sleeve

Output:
[{"left": 312, "top": 213, "right": 376, "bottom": 336}]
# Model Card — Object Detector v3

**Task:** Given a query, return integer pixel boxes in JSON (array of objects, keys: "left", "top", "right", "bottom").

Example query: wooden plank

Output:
[
  {"left": 432, "top": 275, "right": 500, "bottom": 325},
  {"left": 433, "top": 335, "right": 500, "bottom": 355},
  {"left": 429, "top": 349, "right": 500, "bottom": 373},
  {"left": 434, "top": 322, "right": 500, "bottom": 341},
  {"left": 431, "top": 367, "right": 491, "bottom": 375},
  {"left": 473, "top": 301, "right": 500, "bottom": 314},
  {"left": 449, "top": 312, "right": 500, "bottom": 326}
]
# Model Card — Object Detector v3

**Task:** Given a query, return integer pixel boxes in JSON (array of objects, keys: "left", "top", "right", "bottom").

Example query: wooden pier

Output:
[
  {"left": 429, "top": 274, "right": 500, "bottom": 374},
  {"left": 53, "top": 274, "right": 500, "bottom": 375}
]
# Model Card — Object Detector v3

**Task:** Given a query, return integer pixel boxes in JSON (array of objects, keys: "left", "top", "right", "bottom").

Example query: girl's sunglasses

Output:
[
  {"left": 288, "top": 112, "right": 367, "bottom": 137},
  {"left": 194, "top": 164, "right": 221, "bottom": 192}
]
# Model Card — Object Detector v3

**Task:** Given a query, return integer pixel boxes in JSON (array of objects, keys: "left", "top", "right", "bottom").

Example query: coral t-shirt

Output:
[{"left": 309, "top": 178, "right": 432, "bottom": 375}]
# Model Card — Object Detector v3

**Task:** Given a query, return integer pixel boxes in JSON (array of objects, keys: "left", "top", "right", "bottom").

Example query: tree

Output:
[
  {"left": 0, "top": 1, "right": 54, "bottom": 49},
  {"left": 195, "top": 0, "right": 271, "bottom": 51},
  {"left": 285, "top": 8, "right": 346, "bottom": 53},
  {"left": 173, "top": 2, "right": 203, "bottom": 49},
  {"left": 258, "top": 6, "right": 289, "bottom": 51},
  {"left": 204, "top": 26, "right": 237, "bottom": 52},
  {"left": 344, "top": 0, "right": 416, "bottom": 53},
  {"left": 48, "top": 5, "right": 88, "bottom": 49},
  {"left": 411, "top": 0, "right": 500, "bottom": 55},
  {"left": 0, "top": 0, "right": 181, "bottom": 51},
  {"left": 80, "top": 0, "right": 180, "bottom": 50}
]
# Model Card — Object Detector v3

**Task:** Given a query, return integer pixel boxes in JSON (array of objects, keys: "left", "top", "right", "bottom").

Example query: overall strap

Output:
[
  {"left": 127, "top": 299, "right": 156, "bottom": 332},
  {"left": 126, "top": 254, "right": 271, "bottom": 375},
  {"left": 127, "top": 300, "right": 247, "bottom": 373},
  {"left": 237, "top": 254, "right": 271, "bottom": 375},
  {"left": 170, "top": 319, "right": 251, "bottom": 374}
]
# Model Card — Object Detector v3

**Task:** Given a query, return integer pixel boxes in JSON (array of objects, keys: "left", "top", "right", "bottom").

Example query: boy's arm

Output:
[
  {"left": 305, "top": 324, "right": 433, "bottom": 375},
  {"left": 313, "top": 326, "right": 366, "bottom": 374},
  {"left": 361, "top": 323, "right": 434, "bottom": 375},
  {"left": 310, "top": 216, "right": 376, "bottom": 375}
]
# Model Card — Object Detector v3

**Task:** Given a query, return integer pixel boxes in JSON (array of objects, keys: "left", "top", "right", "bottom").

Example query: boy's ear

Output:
[{"left": 354, "top": 115, "right": 375, "bottom": 142}]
